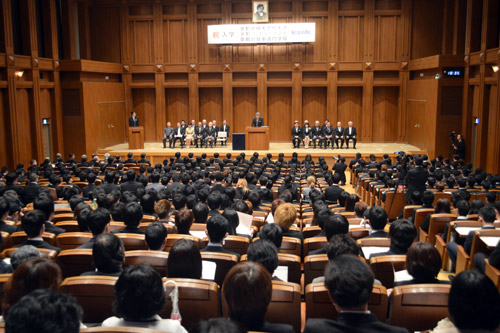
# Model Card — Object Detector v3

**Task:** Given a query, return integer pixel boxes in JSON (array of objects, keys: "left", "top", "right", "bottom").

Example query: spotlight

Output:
[
  {"left": 14, "top": 70, "right": 24, "bottom": 78},
  {"left": 492, "top": 65, "right": 499, "bottom": 73}
]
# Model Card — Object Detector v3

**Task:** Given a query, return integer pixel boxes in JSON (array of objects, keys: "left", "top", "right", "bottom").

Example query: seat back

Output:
[
  {"left": 222, "top": 235, "right": 250, "bottom": 255},
  {"left": 56, "top": 249, "right": 94, "bottom": 278},
  {"left": 52, "top": 213, "right": 75, "bottom": 223},
  {"left": 303, "top": 226, "right": 321, "bottom": 239},
  {"left": 304, "top": 254, "right": 329, "bottom": 286},
  {"left": 266, "top": 281, "right": 302, "bottom": 332},
  {"left": 382, "top": 191, "right": 405, "bottom": 220},
  {"left": 55, "top": 220, "right": 81, "bottom": 232},
  {"left": 349, "top": 228, "right": 369, "bottom": 239},
  {"left": 304, "top": 237, "right": 327, "bottom": 257},
  {"left": 389, "top": 284, "right": 450, "bottom": 332},
  {"left": 305, "top": 282, "right": 388, "bottom": 322},
  {"left": 279, "top": 236, "right": 302, "bottom": 258},
  {"left": 9, "top": 231, "right": 56, "bottom": 247},
  {"left": 0, "top": 273, "right": 11, "bottom": 314},
  {"left": 357, "top": 237, "right": 391, "bottom": 247},
  {"left": 468, "top": 229, "right": 500, "bottom": 269},
  {"left": 80, "top": 327, "right": 166, "bottom": 333},
  {"left": 160, "top": 278, "right": 220, "bottom": 331},
  {"left": 114, "top": 233, "right": 147, "bottom": 251},
  {"left": 426, "top": 214, "right": 458, "bottom": 245},
  {"left": 414, "top": 209, "right": 434, "bottom": 230},
  {"left": 1, "top": 247, "right": 57, "bottom": 260},
  {"left": 403, "top": 205, "right": 422, "bottom": 219},
  {"left": 108, "top": 222, "right": 126, "bottom": 233},
  {"left": 200, "top": 252, "right": 238, "bottom": 286},
  {"left": 485, "top": 259, "right": 500, "bottom": 292},
  {"left": 432, "top": 192, "right": 452, "bottom": 206},
  {"left": 240, "top": 253, "right": 301, "bottom": 284},
  {"left": 55, "top": 232, "right": 93, "bottom": 250},
  {"left": 60, "top": 276, "right": 118, "bottom": 323},
  {"left": 124, "top": 250, "right": 169, "bottom": 277},
  {"left": 165, "top": 234, "right": 200, "bottom": 252},
  {"left": 369, "top": 255, "right": 406, "bottom": 288}
]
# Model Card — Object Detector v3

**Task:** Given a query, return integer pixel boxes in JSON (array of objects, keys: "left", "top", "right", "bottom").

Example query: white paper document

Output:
[
  {"left": 362, "top": 246, "right": 390, "bottom": 260},
  {"left": 273, "top": 266, "right": 288, "bottom": 282},
  {"left": 236, "top": 212, "right": 253, "bottom": 236},
  {"left": 202, "top": 260, "right": 217, "bottom": 280}
]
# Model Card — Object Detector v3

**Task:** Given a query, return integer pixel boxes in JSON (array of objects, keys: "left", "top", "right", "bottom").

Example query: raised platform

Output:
[{"left": 98, "top": 142, "right": 425, "bottom": 167}]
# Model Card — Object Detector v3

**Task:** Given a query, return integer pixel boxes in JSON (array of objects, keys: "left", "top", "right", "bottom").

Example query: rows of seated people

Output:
[{"left": 0, "top": 151, "right": 499, "bottom": 332}]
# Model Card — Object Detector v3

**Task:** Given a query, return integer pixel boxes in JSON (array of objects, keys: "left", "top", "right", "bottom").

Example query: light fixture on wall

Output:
[
  {"left": 492, "top": 65, "right": 499, "bottom": 73},
  {"left": 14, "top": 70, "right": 24, "bottom": 78}
]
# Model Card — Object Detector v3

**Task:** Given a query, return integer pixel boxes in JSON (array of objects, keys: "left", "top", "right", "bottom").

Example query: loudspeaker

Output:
[{"left": 232, "top": 133, "right": 245, "bottom": 150}]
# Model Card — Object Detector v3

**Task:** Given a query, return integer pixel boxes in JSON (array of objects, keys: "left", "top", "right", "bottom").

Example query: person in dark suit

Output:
[
  {"left": 128, "top": 111, "right": 139, "bottom": 127},
  {"left": 203, "top": 122, "right": 216, "bottom": 148},
  {"left": 361, "top": 206, "right": 389, "bottom": 239},
  {"left": 123, "top": 152, "right": 137, "bottom": 164},
  {"left": 324, "top": 173, "right": 344, "bottom": 204},
  {"left": 304, "top": 255, "right": 408, "bottom": 333},
  {"left": 201, "top": 215, "right": 240, "bottom": 260},
  {"left": 14, "top": 210, "right": 61, "bottom": 254},
  {"left": 247, "top": 239, "right": 280, "bottom": 280},
  {"left": 310, "top": 215, "right": 349, "bottom": 255},
  {"left": 81, "top": 233, "right": 124, "bottom": 277},
  {"left": 33, "top": 195, "right": 66, "bottom": 236},
  {"left": 311, "top": 120, "right": 324, "bottom": 149},
  {"left": 453, "top": 133, "right": 466, "bottom": 160},
  {"left": 323, "top": 122, "right": 334, "bottom": 149},
  {"left": 344, "top": 121, "right": 357, "bottom": 149},
  {"left": 22, "top": 173, "right": 41, "bottom": 205},
  {"left": 220, "top": 120, "right": 230, "bottom": 146},
  {"left": 172, "top": 122, "right": 185, "bottom": 148},
  {"left": 332, "top": 157, "right": 347, "bottom": 186},
  {"left": 274, "top": 203, "right": 303, "bottom": 242},
  {"left": 251, "top": 112, "right": 264, "bottom": 127},
  {"left": 120, "top": 169, "right": 144, "bottom": 196},
  {"left": 114, "top": 202, "right": 145, "bottom": 234},
  {"left": 0, "top": 197, "right": 19, "bottom": 234},
  {"left": 77, "top": 207, "right": 111, "bottom": 249},
  {"left": 291, "top": 121, "right": 302, "bottom": 148},
  {"left": 370, "top": 219, "right": 417, "bottom": 259},
  {"left": 302, "top": 121, "right": 313, "bottom": 148},
  {"left": 334, "top": 122, "right": 345, "bottom": 149},
  {"left": 137, "top": 153, "right": 150, "bottom": 166},
  {"left": 162, "top": 122, "right": 174, "bottom": 148},
  {"left": 82, "top": 173, "right": 97, "bottom": 199},
  {"left": 211, "top": 120, "right": 220, "bottom": 146},
  {"left": 194, "top": 121, "right": 204, "bottom": 148},
  {"left": 405, "top": 156, "right": 429, "bottom": 201}
]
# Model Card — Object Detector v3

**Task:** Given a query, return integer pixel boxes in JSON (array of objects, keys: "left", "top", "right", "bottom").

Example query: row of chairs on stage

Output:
[{"left": 162, "top": 131, "right": 228, "bottom": 149}]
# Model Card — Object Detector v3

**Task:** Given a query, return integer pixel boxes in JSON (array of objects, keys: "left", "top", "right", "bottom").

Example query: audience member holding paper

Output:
[
  {"left": 247, "top": 240, "right": 282, "bottom": 281},
  {"left": 167, "top": 239, "right": 202, "bottom": 279},
  {"left": 370, "top": 219, "right": 417, "bottom": 259},
  {"left": 201, "top": 215, "right": 240, "bottom": 260}
]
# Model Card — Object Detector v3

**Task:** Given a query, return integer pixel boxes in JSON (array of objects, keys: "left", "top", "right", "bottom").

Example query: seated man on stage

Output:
[
  {"left": 302, "top": 121, "right": 312, "bottom": 149},
  {"left": 203, "top": 121, "right": 216, "bottom": 148},
  {"left": 194, "top": 121, "right": 204, "bottom": 148},
  {"left": 323, "top": 121, "right": 334, "bottom": 150},
  {"left": 334, "top": 121, "right": 345, "bottom": 149},
  {"left": 211, "top": 120, "right": 219, "bottom": 146},
  {"left": 172, "top": 122, "right": 185, "bottom": 148},
  {"left": 291, "top": 121, "right": 302, "bottom": 148},
  {"left": 220, "top": 120, "right": 230, "bottom": 146},
  {"left": 344, "top": 121, "right": 357, "bottom": 149},
  {"left": 162, "top": 122, "right": 174, "bottom": 148},
  {"left": 312, "top": 120, "right": 324, "bottom": 149}
]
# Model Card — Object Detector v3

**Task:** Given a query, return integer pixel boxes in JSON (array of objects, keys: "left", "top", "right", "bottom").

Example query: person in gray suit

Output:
[{"left": 162, "top": 122, "right": 174, "bottom": 148}]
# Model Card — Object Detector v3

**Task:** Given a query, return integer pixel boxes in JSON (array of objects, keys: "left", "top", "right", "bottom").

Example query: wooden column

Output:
[
  {"left": 61, "top": 0, "right": 76, "bottom": 59},
  {"left": 257, "top": 71, "right": 267, "bottom": 121},
  {"left": 155, "top": 73, "right": 166, "bottom": 141},
  {"left": 362, "top": 71, "right": 374, "bottom": 142},
  {"left": 188, "top": 71, "right": 199, "bottom": 122},
  {"left": 222, "top": 71, "right": 233, "bottom": 132},
  {"left": 326, "top": 71, "right": 337, "bottom": 122},
  {"left": 291, "top": 70, "right": 302, "bottom": 124}
]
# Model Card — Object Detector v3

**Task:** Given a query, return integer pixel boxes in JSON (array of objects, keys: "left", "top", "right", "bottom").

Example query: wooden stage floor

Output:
[{"left": 98, "top": 142, "right": 425, "bottom": 166}]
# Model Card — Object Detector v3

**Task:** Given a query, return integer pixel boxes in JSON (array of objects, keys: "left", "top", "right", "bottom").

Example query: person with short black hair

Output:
[
  {"left": 102, "top": 264, "right": 187, "bottom": 332},
  {"left": 304, "top": 255, "right": 408, "bottom": 333},
  {"left": 223, "top": 262, "right": 294, "bottom": 333},
  {"left": 145, "top": 222, "right": 168, "bottom": 251},
  {"left": 167, "top": 238, "right": 202, "bottom": 279},
  {"left": 0, "top": 197, "right": 19, "bottom": 234},
  {"left": 77, "top": 207, "right": 111, "bottom": 249},
  {"left": 362, "top": 206, "right": 389, "bottom": 238},
  {"left": 201, "top": 214, "right": 240, "bottom": 259},
  {"left": 192, "top": 318, "right": 246, "bottom": 333},
  {"left": 370, "top": 219, "right": 417, "bottom": 258},
  {"left": 33, "top": 195, "right": 65, "bottom": 235},
  {"left": 247, "top": 240, "right": 279, "bottom": 279},
  {"left": 193, "top": 202, "right": 209, "bottom": 224},
  {"left": 82, "top": 233, "right": 124, "bottom": 277},
  {"left": 15, "top": 210, "right": 61, "bottom": 253},
  {"left": 432, "top": 270, "right": 500, "bottom": 332},
  {"left": 5, "top": 289, "right": 82, "bottom": 333},
  {"left": 120, "top": 169, "right": 144, "bottom": 196},
  {"left": 207, "top": 192, "right": 223, "bottom": 216},
  {"left": 310, "top": 214, "right": 349, "bottom": 255},
  {"left": 116, "top": 202, "right": 144, "bottom": 234},
  {"left": 259, "top": 223, "right": 283, "bottom": 249}
]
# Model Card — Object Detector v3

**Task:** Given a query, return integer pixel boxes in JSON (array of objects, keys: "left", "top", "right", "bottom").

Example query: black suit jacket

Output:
[
  {"left": 334, "top": 127, "right": 345, "bottom": 137},
  {"left": 120, "top": 180, "right": 144, "bottom": 196},
  {"left": 22, "top": 182, "right": 41, "bottom": 204},
  {"left": 344, "top": 126, "right": 357, "bottom": 137},
  {"left": 489, "top": 240, "right": 500, "bottom": 269},
  {"left": 14, "top": 240, "right": 61, "bottom": 254},
  {"left": 292, "top": 126, "right": 302, "bottom": 138},
  {"left": 304, "top": 313, "right": 409, "bottom": 333},
  {"left": 405, "top": 166, "right": 429, "bottom": 201},
  {"left": 323, "top": 126, "right": 334, "bottom": 137},
  {"left": 201, "top": 244, "right": 241, "bottom": 260},
  {"left": 129, "top": 116, "right": 139, "bottom": 127},
  {"left": 362, "top": 230, "right": 389, "bottom": 239},
  {"left": 252, "top": 117, "right": 264, "bottom": 127},
  {"left": 324, "top": 185, "right": 344, "bottom": 203},
  {"left": 220, "top": 124, "right": 230, "bottom": 135}
]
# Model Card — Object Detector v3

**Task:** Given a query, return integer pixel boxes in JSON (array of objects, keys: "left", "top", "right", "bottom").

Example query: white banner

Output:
[{"left": 207, "top": 23, "right": 316, "bottom": 44}]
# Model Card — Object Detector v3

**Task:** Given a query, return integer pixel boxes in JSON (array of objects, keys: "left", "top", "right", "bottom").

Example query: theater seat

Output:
[
  {"left": 304, "top": 237, "right": 327, "bottom": 257},
  {"left": 403, "top": 205, "right": 422, "bottom": 219},
  {"left": 9, "top": 231, "right": 56, "bottom": 247},
  {"left": 124, "top": 250, "right": 169, "bottom": 277},
  {"left": 485, "top": 259, "right": 500, "bottom": 292},
  {"left": 241, "top": 253, "right": 301, "bottom": 284},
  {"left": 389, "top": 284, "right": 451, "bottom": 332},
  {"left": 55, "top": 220, "right": 81, "bottom": 232},
  {"left": 303, "top": 226, "right": 322, "bottom": 239},
  {"left": 114, "top": 233, "right": 147, "bottom": 251},
  {"left": 159, "top": 278, "right": 220, "bottom": 331},
  {"left": 267, "top": 280, "right": 302, "bottom": 332},
  {"left": 419, "top": 213, "right": 457, "bottom": 245},
  {"left": 414, "top": 209, "right": 434, "bottom": 231},
  {"left": 305, "top": 282, "right": 388, "bottom": 322},
  {"left": 200, "top": 252, "right": 238, "bottom": 286},
  {"left": 381, "top": 191, "right": 405, "bottom": 220},
  {"left": 52, "top": 213, "right": 75, "bottom": 223},
  {"left": 304, "top": 254, "right": 329, "bottom": 286},
  {"left": 369, "top": 255, "right": 406, "bottom": 288},
  {"left": 1, "top": 247, "right": 57, "bottom": 260},
  {"left": 56, "top": 249, "right": 94, "bottom": 278},
  {"left": 0, "top": 273, "right": 11, "bottom": 314},
  {"left": 55, "top": 232, "right": 93, "bottom": 250},
  {"left": 165, "top": 234, "right": 200, "bottom": 252},
  {"left": 80, "top": 327, "right": 167, "bottom": 333},
  {"left": 456, "top": 229, "right": 500, "bottom": 272},
  {"left": 60, "top": 276, "right": 118, "bottom": 323}
]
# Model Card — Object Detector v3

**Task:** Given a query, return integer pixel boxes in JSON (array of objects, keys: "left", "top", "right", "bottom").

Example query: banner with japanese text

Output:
[{"left": 207, "top": 23, "right": 316, "bottom": 44}]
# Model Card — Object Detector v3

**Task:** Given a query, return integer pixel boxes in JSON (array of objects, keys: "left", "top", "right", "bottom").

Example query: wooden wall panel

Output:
[
  {"left": 410, "top": 0, "right": 443, "bottom": 59},
  {"left": 373, "top": 87, "right": 399, "bottom": 142},
  {"left": 304, "top": 16, "right": 328, "bottom": 62},
  {"left": 165, "top": 88, "right": 189, "bottom": 126},
  {"left": 199, "top": 88, "right": 223, "bottom": 124},
  {"left": 129, "top": 20, "right": 154, "bottom": 64},
  {"left": 375, "top": 15, "right": 401, "bottom": 61},
  {"left": 337, "top": 87, "right": 363, "bottom": 138},
  {"left": 39, "top": 88, "right": 52, "bottom": 119},
  {"left": 163, "top": 19, "right": 188, "bottom": 63},
  {"left": 268, "top": 16, "right": 292, "bottom": 63},
  {"left": 197, "top": 19, "right": 222, "bottom": 63},
  {"left": 268, "top": 87, "right": 291, "bottom": 142},
  {"left": 485, "top": 84, "right": 499, "bottom": 173},
  {"left": 339, "top": 16, "right": 364, "bottom": 61},
  {"left": 232, "top": 88, "right": 257, "bottom": 135},
  {"left": 15, "top": 89, "right": 35, "bottom": 164},
  {"left": 435, "top": 85, "right": 463, "bottom": 157},
  {"left": 132, "top": 89, "right": 157, "bottom": 142},
  {"left": 302, "top": 87, "right": 327, "bottom": 124},
  {"left": 0, "top": 90, "right": 11, "bottom": 167},
  {"left": 89, "top": 6, "right": 121, "bottom": 63}
]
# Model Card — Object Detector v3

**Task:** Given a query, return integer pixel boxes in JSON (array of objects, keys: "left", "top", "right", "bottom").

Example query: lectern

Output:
[
  {"left": 128, "top": 126, "right": 144, "bottom": 149},
  {"left": 245, "top": 126, "right": 269, "bottom": 151}
]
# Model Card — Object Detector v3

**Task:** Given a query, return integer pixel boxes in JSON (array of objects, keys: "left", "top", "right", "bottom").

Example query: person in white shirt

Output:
[{"left": 344, "top": 121, "right": 358, "bottom": 149}]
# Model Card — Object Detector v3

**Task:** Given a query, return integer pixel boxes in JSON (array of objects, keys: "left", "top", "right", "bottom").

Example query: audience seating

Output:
[
  {"left": 403, "top": 205, "right": 421, "bottom": 219},
  {"left": 369, "top": 255, "right": 406, "bottom": 288},
  {"left": 381, "top": 191, "right": 405, "bottom": 220},
  {"left": 9, "top": 231, "right": 56, "bottom": 247},
  {"left": 432, "top": 192, "right": 452, "bottom": 206},
  {"left": 485, "top": 259, "right": 500, "bottom": 292},
  {"left": 0, "top": 232, "right": 10, "bottom": 251},
  {"left": 108, "top": 222, "right": 126, "bottom": 233},
  {"left": 124, "top": 250, "right": 169, "bottom": 277},
  {"left": 165, "top": 234, "right": 200, "bottom": 252},
  {"left": 456, "top": 229, "right": 500, "bottom": 272},
  {"left": 114, "top": 233, "right": 147, "bottom": 251},
  {"left": 348, "top": 227, "right": 369, "bottom": 239},
  {"left": 303, "top": 226, "right": 321, "bottom": 239},
  {"left": 160, "top": 278, "right": 220, "bottom": 331},
  {"left": 52, "top": 213, "right": 75, "bottom": 223},
  {"left": 60, "top": 276, "right": 118, "bottom": 323},
  {"left": 0, "top": 273, "right": 11, "bottom": 314},
  {"left": 304, "top": 254, "right": 329, "bottom": 286},
  {"left": 305, "top": 282, "right": 388, "bottom": 322},
  {"left": 303, "top": 237, "right": 327, "bottom": 258},
  {"left": 201, "top": 235, "right": 250, "bottom": 256},
  {"left": 80, "top": 327, "right": 166, "bottom": 333},
  {"left": 139, "top": 222, "right": 175, "bottom": 234},
  {"left": 414, "top": 209, "right": 434, "bottom": 230},
  {"left": 241, "top": 253, "right": 301, "bottom": 284},
  {"left": 55, "top": 232, "right": 93, "bottom": 250},
  {"left": 56, "top": 249, "right": 94, "bottom": 278},
  {"left": 419, "top": 213, "right": 457, "bottom": 245},
  {"left": 1, "top": 247, "right": 57, "bottom": 260},
  {"left": 266, "top": 280, "right": 302, "bottom": 332},
  {"left": 200, "top": 252, "right": 238, "bottom": 286},
  {"left": 389, "top": 284, "right": 451, "bottom": 332},
  {"left": 55, "top": 220, "right": 81, "bottom": 232},
  {"left": 277, "top": 236, "right": 302, "bottom": 258},
  {"left": 435, "top": 220, "right": 480, "bottom": 270}
]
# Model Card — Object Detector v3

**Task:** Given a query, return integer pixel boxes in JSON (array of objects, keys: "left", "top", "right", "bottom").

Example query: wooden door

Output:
[
  {"left": 268, "top": 88, "right": 291, "bottom": 142},
  {"left": 98, "top": 102, "right": 126, "bottom": 149}
]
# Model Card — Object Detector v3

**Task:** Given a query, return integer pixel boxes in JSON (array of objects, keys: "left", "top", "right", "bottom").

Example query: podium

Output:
[
  {"left": 245, "top": 126, "right": 269, "bottom": 151},
  {"left": 128, "top": 126, "right": 144, "bottom": 149}
]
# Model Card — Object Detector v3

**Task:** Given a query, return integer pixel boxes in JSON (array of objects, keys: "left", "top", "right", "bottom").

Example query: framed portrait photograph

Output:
[{"left": 252, "top": 1, "right": 269, "bottom": 23}]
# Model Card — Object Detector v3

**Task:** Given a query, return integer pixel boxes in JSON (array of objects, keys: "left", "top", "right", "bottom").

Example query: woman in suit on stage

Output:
[
  {"left": 302, "top": 121, "right": 312, "bottom": 149},
  {"left": 184, "top": 123, "right": 195, "bottom": 148}
]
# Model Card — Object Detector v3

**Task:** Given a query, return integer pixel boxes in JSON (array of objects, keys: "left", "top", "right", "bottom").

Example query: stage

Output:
[{"left": 98, "top": 142, "right": 426, "bottom": 167}]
